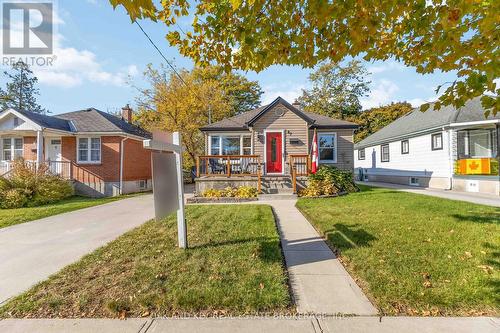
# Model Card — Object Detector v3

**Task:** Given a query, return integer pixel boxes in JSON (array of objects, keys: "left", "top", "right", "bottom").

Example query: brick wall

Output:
[
  {"left": 123, "top": 138, "right": 152, "bottom": 181},
  {"left": 61, "top": 135, "right": 151, "bottom": 183},
  {"left": 23, "top": 136, "right": 37, "bottom": 160},
  {"left": 62, "top": 136, "right": 121, "bottom": 182}
]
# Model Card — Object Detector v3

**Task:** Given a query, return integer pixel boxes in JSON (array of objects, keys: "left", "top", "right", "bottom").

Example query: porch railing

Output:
[
  {"left": 289, "top": 154, "right": 311, "bottom": 194},
  {"left": 196, "top": 155, "right": 262, "bottom": 192},
  {"left": 0, "top": 160, "right": 73, "bottom": 179}
]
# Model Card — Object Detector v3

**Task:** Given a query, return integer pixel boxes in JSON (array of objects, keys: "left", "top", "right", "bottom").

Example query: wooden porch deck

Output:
[{"left": 195, "top": 154, "right": 311, "bottom": 194}]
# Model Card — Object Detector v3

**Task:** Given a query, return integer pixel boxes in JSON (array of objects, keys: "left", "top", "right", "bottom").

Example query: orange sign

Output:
[{"left": 457, "top": 158, "right": 491, "bottom": 175}]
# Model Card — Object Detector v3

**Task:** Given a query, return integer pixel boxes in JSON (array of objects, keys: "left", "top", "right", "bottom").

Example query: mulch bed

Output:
[
  {"left": 298, "top": 191, "right": 348, "bottom": 199},
  {"left": 187, "top": 197, "right": 258, "bottom": 203}
]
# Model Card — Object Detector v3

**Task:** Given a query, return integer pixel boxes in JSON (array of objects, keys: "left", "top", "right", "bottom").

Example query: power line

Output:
[
  {"left": 135, "top": 21, "right": 187, "bottom": 87},
  {"left": 134, "top": 21, "right": 215, "bottom": 123}
]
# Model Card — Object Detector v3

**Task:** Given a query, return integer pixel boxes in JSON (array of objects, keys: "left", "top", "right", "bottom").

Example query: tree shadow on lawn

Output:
[
  {"left": 324, "top": 223, "right": 377, "bottom": 251},
  {"left": 451, "top": 212, "right": 500, "bottom": 225},
  {"left": 482, "top": 242, "right": 500, "bottom": 305},
  {"left": 188, "top": 237, "right": 282, "bottom": 263}
]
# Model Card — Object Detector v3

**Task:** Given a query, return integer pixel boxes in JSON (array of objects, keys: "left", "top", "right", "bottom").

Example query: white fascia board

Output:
[{"left": 449, "top": 119, "right": 499, "bottom": 128}]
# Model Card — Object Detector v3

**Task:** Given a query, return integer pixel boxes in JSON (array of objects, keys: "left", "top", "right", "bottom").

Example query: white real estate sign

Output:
[{"left": 143, "top": 131, "right": 187, "bottom": 248}]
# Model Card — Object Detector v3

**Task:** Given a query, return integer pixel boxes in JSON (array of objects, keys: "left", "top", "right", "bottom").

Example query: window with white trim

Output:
[
  {"left": 210, "top": 136, "right": 220, "bottom": 155},
  {"left": 318, "top": 133, "right": 337, "bottom": 163},
  {"left": 381, "top": 144, "right": 390, "bottom": 162},
  {"left": 2, "top": 137, "right": 23, "bottom": 161},
  {"left": 209, "top": 134, "right": 252, "bottom": 155},
  {"left": 242, "top": 136, "right": 252, "bottom": 155},
  {"left": 358, "top": 148, "right": 365, "bottom": 160},
  {"left": 431, "top": 133, "right": 443, "bottom": 150},
  {"left": 78, "top": 137, "right": 101, "bottom": 163},
  {"left": 401, "top": 140, "right": 409, "bottom": 154}
]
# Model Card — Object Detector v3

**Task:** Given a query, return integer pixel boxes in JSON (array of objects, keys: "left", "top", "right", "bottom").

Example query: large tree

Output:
[
  {"left": 192, "top": 66, "right": 263, "bottom": 115},
  {"left": 134, "top": 64, "right": 261, "bottom": 167},
  {"left": 296, "top": 60, "right": 370, "bottom": 119},
  {"left": 110, "top": 0, "right": 499, "bottom": 115},
  {"left": 0, "top": 61, "right": 46, "bottom": 114},
  {"left": 349, "top": 102, "right": 413, "bottom": 143}
]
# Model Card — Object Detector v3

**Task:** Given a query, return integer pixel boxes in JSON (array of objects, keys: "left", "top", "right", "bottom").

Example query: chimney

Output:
[
  {"left": 121, "top": 104, "right": 133, "bottom": 123},
  {"left": 292, "top": 101, "right": 302, "bottom": 109}
]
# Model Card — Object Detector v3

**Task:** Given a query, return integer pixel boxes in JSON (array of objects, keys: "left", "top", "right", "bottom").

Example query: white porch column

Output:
[{"left": 36, "top": 130, "right": 43, "bottom": 168}]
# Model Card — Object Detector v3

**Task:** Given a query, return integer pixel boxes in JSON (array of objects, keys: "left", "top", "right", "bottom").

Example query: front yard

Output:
[
  {"left": 0, "top": 195, "right": 135, "bottom": 229},
  {"left": 296, "top": 185, "right": 499, "bottom": 316},
  {"left": 0, "top": 205, "right": 291, "bottom": 318}
]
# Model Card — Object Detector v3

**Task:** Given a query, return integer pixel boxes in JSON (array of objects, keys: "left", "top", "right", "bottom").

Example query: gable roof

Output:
[
  {"left": 0, "top": 108, "right": 151, "bottom": 139},
  {"left": 13, "top": 109, "right": 73, "bottom": 132},
  {"left": 355, "top": 97, "right": 499, "bottom": 149},
  {"left": 55, "top": 108, "right": 151, "bottom": 138},
  {"left": 200, "top": 96, "right": 358, "bottom": 131}
]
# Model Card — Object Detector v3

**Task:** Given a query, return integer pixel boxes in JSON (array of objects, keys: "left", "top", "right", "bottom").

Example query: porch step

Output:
[
  {"left": 258, "top": 194, "right": 297, "bottom": 200},
  {"left": 261, "top": 176, "right": 294, "bottom": 194}
]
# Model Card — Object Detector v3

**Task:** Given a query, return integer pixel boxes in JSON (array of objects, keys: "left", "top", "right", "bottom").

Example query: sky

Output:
[{"left": 0, "top": 0, "right": 459, "bottom": 115}]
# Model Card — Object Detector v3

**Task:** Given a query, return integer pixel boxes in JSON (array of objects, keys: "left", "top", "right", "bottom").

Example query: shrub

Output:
[
  {"left": 1, "top": 188, "right": 29, "bottom": 209},
  {"left": 299, "top": 165, "right": 358, "bottom": 197},
  {"left": 0, "top": 158, "right": 74, "bottom": 209},
  {"left": 235, "top": 186, "right": 258, "bottom": 198},
  {"left": 30, "top": 175, "right": 74, "bottom": 206},
  {"left": 201, "top": 186, "right": 258, "bottom": 198}
]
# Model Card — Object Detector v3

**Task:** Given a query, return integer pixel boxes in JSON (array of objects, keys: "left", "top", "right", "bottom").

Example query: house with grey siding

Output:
[
  {"left": 354, "top": 98, "right": 499, "bottom": 196},
  {"left": 195, "top": 97, "right": 358, "bottom": 194}
]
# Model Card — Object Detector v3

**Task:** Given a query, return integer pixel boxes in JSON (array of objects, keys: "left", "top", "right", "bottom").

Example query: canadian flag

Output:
[{"left": 311, "top": 130, "right": 318, "bottom": 174}]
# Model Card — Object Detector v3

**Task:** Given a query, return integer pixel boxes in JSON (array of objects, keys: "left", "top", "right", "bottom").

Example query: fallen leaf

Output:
[
  {"left": 464, "top": 251, "right": 472, "bottom": 258},
  {"left": 480, "top": 250, "right": 486, "bottom": 255},
  {"left": 259, "top": 283, "right": 264, "bottom": 290},
  {"left": 141, "top": 311, "right": 150, "bottom": 317},
  {"left": 447, "top": 255, "right": 452, "bottom": 259},
  {"left": 423, "top": 280, "right": 432, "bottom": 288},
  {"left": 119, "top": 310, "right": 127, "bottom": 320}
]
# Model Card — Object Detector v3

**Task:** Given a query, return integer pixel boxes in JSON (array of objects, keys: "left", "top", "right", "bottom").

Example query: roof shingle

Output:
[
  {"left": 355, "top": 97, "right": 498, "bottom": 149},
  {"left": 200, "top": 97, "right": 358, "bottom": 131}
]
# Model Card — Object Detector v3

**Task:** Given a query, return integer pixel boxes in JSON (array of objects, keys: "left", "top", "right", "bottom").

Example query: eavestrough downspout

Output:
[{"left": 119, "top": 137, "right": 128, "bottom": 195}]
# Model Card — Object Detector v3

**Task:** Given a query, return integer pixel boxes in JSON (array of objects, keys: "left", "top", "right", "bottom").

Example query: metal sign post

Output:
[{"left": 143, "top": 131, "right": 187, "bottom": 249}]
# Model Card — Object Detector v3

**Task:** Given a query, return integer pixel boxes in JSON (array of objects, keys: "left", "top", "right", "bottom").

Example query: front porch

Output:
[{"left": 194, "top": 154, "right": 311, "bottom": 194}]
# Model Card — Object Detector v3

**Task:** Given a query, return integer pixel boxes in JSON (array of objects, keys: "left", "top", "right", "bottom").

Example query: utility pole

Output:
[
  {"left": 208, "top": 104, "right": 212, "bottom": 124},
  {"left": 18, "top": 64, "right": 24, "bottom": 110}
]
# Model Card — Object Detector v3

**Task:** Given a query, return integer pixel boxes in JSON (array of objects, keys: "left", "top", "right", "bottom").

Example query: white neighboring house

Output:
[{"left": 354, "top": 98, "right": 499, "bottom": 196}]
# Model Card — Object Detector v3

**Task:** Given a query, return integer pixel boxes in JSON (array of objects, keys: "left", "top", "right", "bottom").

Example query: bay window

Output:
[
  {"left": 209, "top": 134, "right": 252, "bottom": 155},
  {"left": 78, "top": 137, "right": 101, "bottom": 163},
  {"left": 1, "top": 137, "right": 23, "bottom": 161},
  {"left": 318, "top": 133, "right": 337, "bottom": 163}
]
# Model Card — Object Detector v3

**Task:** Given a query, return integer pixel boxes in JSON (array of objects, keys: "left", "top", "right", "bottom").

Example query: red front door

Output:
[{"left": 266, "top": 132, "right": 282, "bottom": 173}]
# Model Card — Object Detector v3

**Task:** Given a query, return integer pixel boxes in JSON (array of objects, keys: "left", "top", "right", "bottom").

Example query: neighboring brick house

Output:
[
  {"left": 196, "top": 96, "right": 358, "bottom": 194},
  {"left": 0, "top": 105, "right": 152, "bottom": 197}
]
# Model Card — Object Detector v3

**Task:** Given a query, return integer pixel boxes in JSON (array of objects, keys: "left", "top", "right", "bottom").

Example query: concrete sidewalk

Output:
[
  {"left": 264, "top": 199, "right": 377, "bottom": 315},
  {"left": 358, "top": 181, "right": 500, "bottom": 207},
  {"left": 0, "top": 194, "right": 154, "bottom": 304},
  {"left": 1, "top": 316, "right": 498, "bottom": 333}
]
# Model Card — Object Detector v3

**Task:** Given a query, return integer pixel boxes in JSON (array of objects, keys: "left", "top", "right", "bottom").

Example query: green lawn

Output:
[
  {"left": 296, "top": 185, "right": 500, "bottom": 316},
  {"left": 0, "top": 205, "right": 291, "bottom": 318},
  {"left": 0, "top": 195, "right": 141, "bottom": 229}
]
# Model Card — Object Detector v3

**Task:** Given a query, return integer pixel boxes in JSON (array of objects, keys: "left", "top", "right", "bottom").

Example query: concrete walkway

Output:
[
  {"left": 0, "top": 194, "right": 154, "bottom": 304},
  {"left": 263, "top": 199, "right": 377, "bottom": 315},
  {"left": 1, "top": 316, "right": 498, "bottom": 333},
  {"left": 359, "top": 181, "right": 500, "bottom": 207}
]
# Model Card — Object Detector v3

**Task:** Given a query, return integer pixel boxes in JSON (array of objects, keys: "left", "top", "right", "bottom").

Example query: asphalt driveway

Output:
[{"left": 0, "top": 194, "right": 154, "bottom": 304}]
